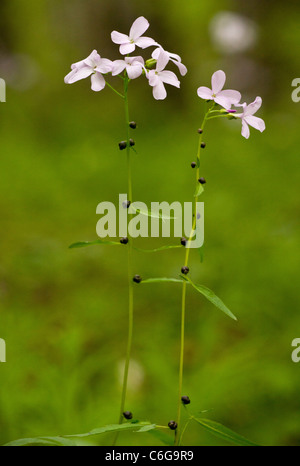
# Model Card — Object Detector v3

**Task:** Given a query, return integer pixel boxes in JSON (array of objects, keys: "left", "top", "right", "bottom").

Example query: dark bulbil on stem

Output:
[
  {"left": 119, "top": 141, "right": 127, "bottom": 150},
  {"left": 181, "top": 396, "right": 191, "bottom": 405},
  {"left": 168, "top": 421, "right": 178, "bottom": 431},
  {"left": 122, "top": 200, "right": 131, "bottom": 209},
  {"left": 133, "top": 275, "right": 142, "bottom": 284},
  {"left": 129, "top": 121, "right": 137, "bottom": 129},
  {"left": 129, "top": 139, "right": 135, "bottom": 147},
  {"left": 120, "top": 237, "right": 129, "bottom": 245},
  {"left": 191, "top": 162, "right": 196, "bottom": 168},
  {"left": 123, "top": 411, "right": 133, "bottom": 420},
  {"left": 181, "top": 237, "right": 187, "bottom": 246},
  {"left": 201, "top": 142, "right": 206, "bottom": 149},
  {"left": 197, "top": 128, "right": 203, "bottom": 134},
  {"left": 198, "top": 177, "right": 206, "bottom": 185},
  {"left": 181, "top": 266, "right": 189, "bottom": 275}
]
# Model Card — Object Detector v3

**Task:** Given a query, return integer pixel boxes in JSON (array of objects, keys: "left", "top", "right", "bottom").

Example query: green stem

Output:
[
  {"left": 113, "top": 75, "right": 134, "bottom": 445},
  {"left": 175, "top": 111, "right": 209, "bottom": 445},
  {"left": 206, "top": 114, "right": 232, "bottom": 121},
  {"left": 105, "top": 80, "right": 125, "bottom": 99}
]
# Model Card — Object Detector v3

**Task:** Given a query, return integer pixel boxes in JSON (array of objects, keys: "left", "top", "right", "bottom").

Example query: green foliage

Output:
[
  {"left": 182, "top": 276, "right": 238, "bottom": 321},
  {"left": 0, "top": 0, "right": 299, "bottom": 448},
  {"left": 192, "top": 418, "right": 258, "bottom": 446},
  {"left": 69, "top": 240, "right": 121, "bottom": 249},
  {"left": 5, "top": 437, "right": 77, "bottom": 447}
]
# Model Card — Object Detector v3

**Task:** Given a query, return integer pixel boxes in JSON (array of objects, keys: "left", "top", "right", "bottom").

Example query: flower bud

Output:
[
  {"left": 201, "top": 142, "right": 206, "bottom": 149},
  {"left": 129, "top": 121, "right": 137, "bottom": 129},
  {"left": 129, "top": 139, "right": 135, "bottom": 147},
  {"left": 119, "top": 141, "right": 127, "bottom": 150},
  {"left": 133, "top": 275, "right": 142, "bottom": 284},
  {"left": 120, "top": 237, "right": 129, "bottom": 245},
  {"left": 168, "top": 421, "right": 178, "bottom": 431},
  {"left": 197, "top": 129, "right": 203, "bottom": 134},
  {"left": 181, "top": 396, "right": 191, "bottom": 405},
  {"left": 191, "top": 162, "right": 196, "bottom": 168},
  {"left": 145, "top": 58, "right": 157, "bottom": 69},
  {"left": 198, "top": 177, "right": 206, "bottom": 185},
  {"left": 181, "top": 237, "right": 187, "bottom": 246},
  {"left": 123, "top": 411, "right": 133, "bottom": 420},
  {"left": 181, "top": 266, "right": 189, "bottom": 275}
]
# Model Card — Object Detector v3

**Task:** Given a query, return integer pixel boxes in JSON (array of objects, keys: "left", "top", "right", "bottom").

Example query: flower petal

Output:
[
  {"left": 197, "top": 86, "right": 213, "bottom": 100},
  {"left": 91, "top": 72, "right": 106, "bottom": 92},
  {"left": 64, "top": 66, "right": 93, "bottom": 84},
  {"left": 130, "top": 16, "right": 150, "bottom": 40},
  {"left": 217, "top": 89, "right": 241, "bottom": 105},
  {"left": 96, "top": 58, "right": 113, "bottom": 74},
  {"left": 156, "top": 49, "right": 170, "bottom": 72},
  {"left": 111, "top": 31, "right": 129, "bottom": 45},
  {"left": 214, "top": 95, "right": 234, "bottom": 109},
  {"left": 159, "top": 70, "right": 180, "bottom": 88},
  {"left": 135, "top": 36, "right": 157, "bottom": 49},
  {"left": 84, "top": 50, "right": 100, "bottom": 67},
  {"left": 126, "top": 56, "right": 144, "bottom": 65},
  {"left": 153, "top": 81, "right": 167, "bottom": 100},
  {"left": 120, "top": 42, "right": 136, "bottom": 55},
  {"left": 111, "top": 60, "right": 126, "bottom": 76},
  {"left": 244, "top": 116, "right": 266, "bottom": 133},
  {"left": 211, "top": 70, "right": 226, "bottom": 94},
  {"left": 171, "top": 58, "right": 187, "bottom": 76},
  {"left": 147, "top": 70, "right": 159, "bottom": 87},
  {"left": 126, "top": 64, "right": 143, "bottom": 80},
  {"left": 241, "top": 120, "right": 250, "bottom": 139},
  {"left": 151, "top": 48, "right": 161, "bottom": 60},
  {"left": 244, "top": 96, "right": 262, "bottom": 116}
]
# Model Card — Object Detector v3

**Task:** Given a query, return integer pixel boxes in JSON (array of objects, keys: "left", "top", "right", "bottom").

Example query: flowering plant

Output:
[{"left": 4, "top": 17, "right": 265, "bottom": 447}]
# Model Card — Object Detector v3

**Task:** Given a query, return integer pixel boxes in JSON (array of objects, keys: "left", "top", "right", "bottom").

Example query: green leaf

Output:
[
  {"left": 4, "top": 423, "right": 157, "bottom": 446},
  {"left": 66, "top": 422, "right": 154, "bottom": 438},
  {"left": 69, "top": 240, "right": 121, "bottom": 249},
  {"left": 148, "top": 430, "right": 174, "bottom": 446},
  {"left": 198, "top": 246, "right": 204, "bottom": 263},
  {"left": 4, "top": 436, "right": 77, "bottom": 447},
  {"left": 182, "top": 276, "right": 237, "bottom": 321},
  {"left": 141, "top": 278, "right": 185, "bottom": 284},
  {"left": 133, "top": 245, "right": 182, "bottom": 253},
  {"left": 130, "top": 206, "right": 176, "bottom": 220},
  {"left": 193, "top": 418, "right": 258, "bottom": 446},
  {"left": 194, "top": 183, "right": 204, "bottom": 197},
  {"left": 136, "top": 424, "right": 157, "bottom": 433}
]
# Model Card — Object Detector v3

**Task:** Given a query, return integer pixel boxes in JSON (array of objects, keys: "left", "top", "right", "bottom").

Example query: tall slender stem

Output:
[
  {"left": 175, "top": 113, "right": 209, "bottom": 445},
  {"left": 113, "top": 76, "right": 134, "bottom": 445}
]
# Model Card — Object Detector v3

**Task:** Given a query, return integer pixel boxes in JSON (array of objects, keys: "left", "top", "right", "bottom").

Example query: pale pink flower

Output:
[
  {"left": 147, "top": 49, "right": 180, "bottom": 100},
  {"left": 197, "top": 70, "right": 241, "bottom": 109},
  {"left": 64, "top": 50, "right": 112, "bottom": 92},
  {"left": 111, "top": 16, "right": 157, "bottom": 55},
  {"left": 152, "top": 47, "right": 187, "bottom": 76},
  {"left": 112, "top": 56, "right": 145, "bottom": 80},
  {"left": 235, "top": 97, "right": 266, "bottom": 139}
]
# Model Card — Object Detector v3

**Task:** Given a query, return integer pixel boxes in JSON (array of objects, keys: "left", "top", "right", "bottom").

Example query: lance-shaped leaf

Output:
[
  {"left": 141, "top": 277, "right": 186, "bottom": 284},
  {"left": 134, "top": 245, "right": 182, "bottom": 253},
  {"left": 193, "top": 417, "right": 258, "bottom": 446},
  {"left": 66, "top": 422, "right": 156, "bottom": 438},
  {"left": 4, "top": 436, "right": 77, "bottom": 447},
  {"left": 182, "top": 275, "right": 237, "bottom": 321},
  {"left": 194, "top": 183, "right": 204, "bottom": 197},
  {"left": 69, "top": 240, "right": 121, "bottom": 249},
  {"left": 130, "top": 206, "right": 176, "bottom": 221}
]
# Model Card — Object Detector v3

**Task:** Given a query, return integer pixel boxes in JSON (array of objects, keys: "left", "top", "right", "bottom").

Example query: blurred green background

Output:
[{"left": 0, "top": 0, "right": 300, "bottom": 446}]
